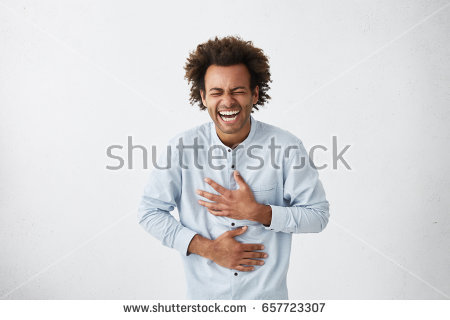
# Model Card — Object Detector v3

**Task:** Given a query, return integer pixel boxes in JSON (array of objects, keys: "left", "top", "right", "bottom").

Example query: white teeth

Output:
[
  {"left": 219, "top": 110, "right": 240, "bottom": 116},
  {"left": 220, "top": 114, "right": 237, "bottom": 122}
]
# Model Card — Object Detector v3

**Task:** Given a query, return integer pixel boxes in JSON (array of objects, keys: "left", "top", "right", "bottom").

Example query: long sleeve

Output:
[
  {"left": 266, "top": 140, "right": 330, "bottom": 233},
  {"left": 137, "top": 140, "right": 197, "bottom": 255}
]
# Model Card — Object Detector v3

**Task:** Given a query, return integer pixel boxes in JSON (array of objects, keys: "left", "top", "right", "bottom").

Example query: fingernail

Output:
[
  {"left": 235, "top": 170, "right": 240, "bottom": 175},
  {"left": 264, "top": 253, "right": 268, "bottom": 258},
  {"left": 261, "top": 245, "right": 265, "bottom": 250}
]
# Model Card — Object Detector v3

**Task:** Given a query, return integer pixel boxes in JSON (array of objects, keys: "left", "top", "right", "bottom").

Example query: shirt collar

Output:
[{"left": 210, "top": 115, "right": 257, "bottom": 149}]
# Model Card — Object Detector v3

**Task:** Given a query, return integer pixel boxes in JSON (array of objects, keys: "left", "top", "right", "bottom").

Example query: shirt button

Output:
[
  {"left": 231, "top": 222, "right": 235, "bottom": 226},
  {"left": 228, "top": 149, "right": 231, "bottom": 152},
  {"left": 234, "top": 272, "right": 238, "bottom": 276},
  {"left": 231, "top": 164, "right": 235, "bottom": 169}
]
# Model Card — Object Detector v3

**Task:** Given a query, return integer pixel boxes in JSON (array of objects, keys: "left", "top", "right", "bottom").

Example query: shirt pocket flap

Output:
[{"left": 251, "top": 182, "right": 278, "bottom": 193}]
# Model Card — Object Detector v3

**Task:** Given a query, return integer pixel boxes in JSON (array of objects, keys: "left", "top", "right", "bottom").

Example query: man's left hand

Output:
[{"left": 196, "top": 171, "right": 272, "bottom": 225}]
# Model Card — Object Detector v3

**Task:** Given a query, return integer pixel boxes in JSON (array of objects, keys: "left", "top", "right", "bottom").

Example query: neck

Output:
[{"left": 216, "top": 117, "right": 251, "bottom": 149}]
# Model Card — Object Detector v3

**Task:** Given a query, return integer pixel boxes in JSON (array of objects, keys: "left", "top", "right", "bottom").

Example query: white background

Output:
[{"left": 1, "top": 0, "right": 449, "bottom": 299}]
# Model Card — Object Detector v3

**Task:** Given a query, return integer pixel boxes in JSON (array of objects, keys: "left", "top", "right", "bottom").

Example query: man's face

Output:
[{"left": 200, "top": 64, "right": 259, "bottom": 138}]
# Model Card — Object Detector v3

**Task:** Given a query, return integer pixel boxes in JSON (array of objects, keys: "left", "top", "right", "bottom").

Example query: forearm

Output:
[
  {"left": 138, "top": 205, "right": 196, "bottom": 255},
  {"left": 267, "top": 202, "right": 329, "bottom": 233}
]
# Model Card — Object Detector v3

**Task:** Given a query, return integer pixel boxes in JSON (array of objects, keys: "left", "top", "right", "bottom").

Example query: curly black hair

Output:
[{"left": 184, "top": 35, "right": 272, "bottom": 111}]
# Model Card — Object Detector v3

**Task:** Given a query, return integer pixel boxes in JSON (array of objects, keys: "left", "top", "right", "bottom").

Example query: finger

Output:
[
  {"left": 227, "top": 226, "right": 247, "bottom": 237},
  {"left": 235, "top": 265, "right": 254, "bottom": 272},
  {"left": 239, "top": 259, "right": 265, "bottom": 266},
  {"left": 196, "top": 190, "right": 223, "bottom": 203},
  {"left": 233, "top": 170, "right": 248, "bottom": 189},
  {"left": 242, "top": 243, "right": 265, "bottom": 251},
  {"left": 204, "top": 178, "right": 228, "bottom": 195},
  {"left": 197, "top": 199, "right": 224, "bottom": 211},
  {"left": 208, "top": 209, "right": 228, "bottom": 217},
  {"left": 243, "top": 251, "right": 268, "bottom": 259}
]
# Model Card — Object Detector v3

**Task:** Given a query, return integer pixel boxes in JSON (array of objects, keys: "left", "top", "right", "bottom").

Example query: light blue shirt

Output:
[{"left": 138, "top": 116, "right": 329, "bottom": 299}]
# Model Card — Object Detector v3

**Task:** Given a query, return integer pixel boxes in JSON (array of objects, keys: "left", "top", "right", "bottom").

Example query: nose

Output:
[{"left": 221, "top": 93, "right": 236, "bottom": 108}]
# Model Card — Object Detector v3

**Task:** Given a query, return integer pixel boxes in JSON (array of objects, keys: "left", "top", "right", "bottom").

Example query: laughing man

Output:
[{"left": 138, "top": 36, "right": 329, "bottom": 299}]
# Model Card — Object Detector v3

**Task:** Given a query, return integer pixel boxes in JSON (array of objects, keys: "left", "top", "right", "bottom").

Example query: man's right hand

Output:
[{"left": 187, "top": 226, "right": 268, "bottom": 271}]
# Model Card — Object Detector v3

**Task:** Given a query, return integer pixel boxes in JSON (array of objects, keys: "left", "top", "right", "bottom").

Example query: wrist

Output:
[
  {"left": 251, "top": 203, "right": 272, "bottom": 226},
  {"left": 188, "top": 234, "right": 214, "bottom": 259}
]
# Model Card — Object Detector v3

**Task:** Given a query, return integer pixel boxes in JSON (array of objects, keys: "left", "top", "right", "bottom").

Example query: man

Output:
[{"left": 138, "top": 36, "right": 329, "bottom": 299}]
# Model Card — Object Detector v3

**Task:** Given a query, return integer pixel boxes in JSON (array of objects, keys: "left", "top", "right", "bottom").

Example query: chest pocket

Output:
[{"left": 251, "top": 182, "right": 278, "bottom": 205}]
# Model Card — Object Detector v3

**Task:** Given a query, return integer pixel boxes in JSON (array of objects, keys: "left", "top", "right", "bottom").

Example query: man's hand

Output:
[
  {"left": 188, "top": 226, "right": 267, "bottom": 271},
  {"left": 196, "top": 171, "right": 272, "bottom": 225}
]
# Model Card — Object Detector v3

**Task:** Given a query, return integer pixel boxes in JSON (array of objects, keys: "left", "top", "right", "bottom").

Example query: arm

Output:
[
  {"left": 266, "top": 140, "right": 329, "bottom": 233},
  {"left": 137, "top": 140, "right": 197, "bottom": 256}
]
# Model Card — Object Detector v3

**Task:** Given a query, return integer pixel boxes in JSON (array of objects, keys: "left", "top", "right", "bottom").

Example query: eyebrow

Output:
[{"left": 209, "top": 86, "right": 247, "bottom": 92}]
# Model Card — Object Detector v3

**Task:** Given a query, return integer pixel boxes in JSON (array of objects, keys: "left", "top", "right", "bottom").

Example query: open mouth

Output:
[{"left": 218, "top": 110, "right": 240, "bottom": 122}]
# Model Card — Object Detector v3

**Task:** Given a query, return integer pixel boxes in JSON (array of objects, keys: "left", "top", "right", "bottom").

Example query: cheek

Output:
[
  {"left": 242, "top": 98, "right": 253, "bottom": 111},
  {"left": 242, "top": 95, "right": 254, "bottom": 107}
]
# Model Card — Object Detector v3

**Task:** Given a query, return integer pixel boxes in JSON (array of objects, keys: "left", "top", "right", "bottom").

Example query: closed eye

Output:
[{"left": 209, "top": 90, "right": 245, "bottom": 96}]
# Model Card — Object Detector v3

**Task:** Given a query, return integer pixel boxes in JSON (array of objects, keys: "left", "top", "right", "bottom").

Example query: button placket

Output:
[
  {"left": 229, "top": 149, "right": 239, "bottom": 230},
  {"left": 231, "top": 148, "right": 238, "bottom": 171}
]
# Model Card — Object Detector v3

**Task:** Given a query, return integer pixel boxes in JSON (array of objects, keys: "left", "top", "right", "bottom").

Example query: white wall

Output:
[{"left": 1, "top": 0, "right": 449, "bottom": 299}]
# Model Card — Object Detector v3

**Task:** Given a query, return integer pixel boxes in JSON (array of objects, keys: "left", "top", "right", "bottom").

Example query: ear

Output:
[
  {"left": 200, "top": 89, "right": 207, "bottom": 107},
  {"left": 252, "top": 85, "right": 259, "bottom": 105}
]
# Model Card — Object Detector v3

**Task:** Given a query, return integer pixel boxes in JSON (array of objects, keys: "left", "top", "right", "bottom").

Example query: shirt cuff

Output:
[
  {"left": 173, "top": 227, "right": 197, "bottom": 256},
  {"left": 264, "top": 205, "right": 291, "bottom": 232}
]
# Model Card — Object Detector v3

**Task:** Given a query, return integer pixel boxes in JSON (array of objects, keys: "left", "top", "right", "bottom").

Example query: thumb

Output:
[
  {"left": 228, "top": 226, "right": 248, "bottom": 237},
  {"left": 233, "top": 170, "right": 247, "bottom": 188}
]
